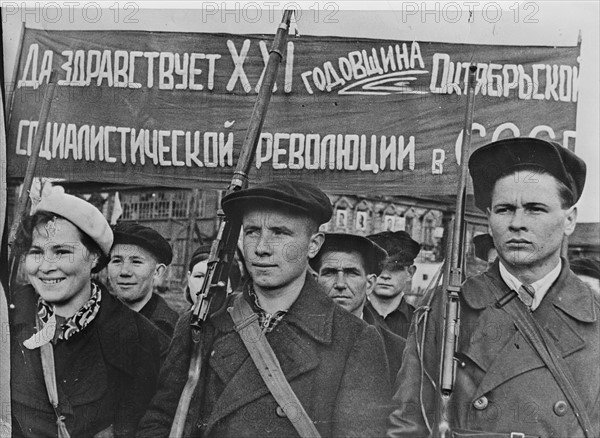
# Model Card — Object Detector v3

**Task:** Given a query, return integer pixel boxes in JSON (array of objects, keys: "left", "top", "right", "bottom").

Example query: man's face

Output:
[
  {"left": 108, "top": 244, "right": 163, "bottom": 306},
  {"left": 316, "top": 250, "right": 375, "bottom": 316},
  {"left": 487, "top": 171, "right": 577, "bottom": 274},
  {"left": 187, "top": 259, "right": 208, "bottom": 304},
  {"left": 242, "top": 207, "right": 323, "bottom": 294},
  {"left": 372, "top": 264, "right": 414, "bottom": 299}
]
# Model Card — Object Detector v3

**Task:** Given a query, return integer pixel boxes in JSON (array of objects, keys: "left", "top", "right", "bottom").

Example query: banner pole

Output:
[{"left": 6, "top": 21, "right": 25, "bottom": 128}]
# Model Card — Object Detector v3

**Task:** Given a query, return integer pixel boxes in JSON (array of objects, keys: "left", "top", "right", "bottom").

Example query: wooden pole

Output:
[
  {"left": 7, "top": 71, "right": 58, "bottom": 291},
  {"left": 6, "top": 21, "right": 26, "bottom": 128},
  {"left": 0, "top": 36, "right": 12, "bottom": 433}
]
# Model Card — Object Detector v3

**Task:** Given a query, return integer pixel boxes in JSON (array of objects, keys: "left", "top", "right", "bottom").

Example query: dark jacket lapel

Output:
[
  {"left": 206, "top": 274, "right": 330, "bottom": 432},
  {"left": 96, "top": 284, "right": 140, "bottom": 376},
  {"left": 461, "top": 260, "right": 593, "bottom": 400}
]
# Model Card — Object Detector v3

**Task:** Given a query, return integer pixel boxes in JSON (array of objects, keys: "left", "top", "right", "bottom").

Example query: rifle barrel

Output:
[
  {"left": 435, "top": 65, "right": 477, "bottom": 438},
  {"left": 170, "top": 12, "right": 294, "bottom": 437}
]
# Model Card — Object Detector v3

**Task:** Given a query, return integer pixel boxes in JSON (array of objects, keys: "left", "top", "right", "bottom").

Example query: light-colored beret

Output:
[{"left": 32, "top": 186, "right": 113, "bottom": 256}]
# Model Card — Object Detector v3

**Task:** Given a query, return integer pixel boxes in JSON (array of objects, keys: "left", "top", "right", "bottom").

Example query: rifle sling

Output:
[
  {"left": 35, "top": 317, "right": 71, "bottom": 438},
  {"left": 228, "top": 294, "right": 321, "bottom": 438},
  {"left": 484, "top": 275, "right": 595, "bottom": 437}
]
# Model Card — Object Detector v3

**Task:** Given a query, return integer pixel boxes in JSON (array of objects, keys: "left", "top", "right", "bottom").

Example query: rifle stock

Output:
[
  {"left": 434, "top": 64, "right": 477, "bottom": 438},
  {"left": 169, "top": 11, "right": 294, "bottom": 437}
]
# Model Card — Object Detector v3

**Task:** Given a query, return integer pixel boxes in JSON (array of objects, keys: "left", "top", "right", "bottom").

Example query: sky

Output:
[{"left": 2, "top": 1, "right": 598, "bottom": 221}]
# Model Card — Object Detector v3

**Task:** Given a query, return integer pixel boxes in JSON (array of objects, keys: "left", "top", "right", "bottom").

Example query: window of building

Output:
[{"left": 120, "top": 190, "right": 208, "bottom": 220}]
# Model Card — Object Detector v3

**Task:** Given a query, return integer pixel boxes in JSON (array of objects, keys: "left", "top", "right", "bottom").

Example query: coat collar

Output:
[
  {"left": 211, "top": 273, "right": 335, "bottom": 344},
  {"left": 282, "top": 274, "right": 335, "bottom": 344},
  {"left": 10, "top": 282, "right": 142, "bottom": 379},
  {"left": 462, "top": 258, "right": 597, "bottom": 323},
  {"left": 551, "top": 259, "right": 597, "bottom": 323},
  {"left": 140, "top": 293, "right": 178, "bottom": 326},
  {"left": 205, "top": 273, "right": 326, "bottom": 433},
  {"left": 459, "top": 260, "right": 594, "bottom": 400},
  {"left": 94, "top": 282, "right": 142, "bottom": 375}
]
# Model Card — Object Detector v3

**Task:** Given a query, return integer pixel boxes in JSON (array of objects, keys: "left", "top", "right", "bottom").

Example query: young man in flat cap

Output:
[
  {"left": 108, "top": 222, "right": 179, "bottom": 337},
  {"left": 389, "top": 138, "right": 599, "bottom": 437},
  {"left": 138, "top": 180, "right": 391, "bottom": 438},
  {"left": 310, "top": 233, "right": 406, "bottom": 383},
  {"left": 365, "top": 231, "right": 421, "bottom": 338}
]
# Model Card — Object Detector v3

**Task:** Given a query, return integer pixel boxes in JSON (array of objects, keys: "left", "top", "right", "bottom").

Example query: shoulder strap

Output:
[
  {"left": 228, "top": 294, "right": 321, "bottom": 438},
  {"left": 36, "top": 318, "right": 71, "bottom": 438},
  {"left": 484, "top": 276, "right": 596, "bottom": 438}
]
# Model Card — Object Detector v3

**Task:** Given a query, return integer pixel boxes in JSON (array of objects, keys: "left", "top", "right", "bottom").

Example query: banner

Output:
[{"left": 6, "top": 28, "right": 580, "bottom": 195}]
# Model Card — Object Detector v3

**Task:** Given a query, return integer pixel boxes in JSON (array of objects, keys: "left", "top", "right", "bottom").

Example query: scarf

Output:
[{"left": 24, "top": 282, "right": 102, "bottom": 349}]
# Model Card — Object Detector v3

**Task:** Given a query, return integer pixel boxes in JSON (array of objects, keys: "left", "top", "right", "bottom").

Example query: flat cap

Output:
[
  {"left": 468, "top": 137, "right": 586, "bottom": 211},
  {"left": 188, "top": 244, "right": 212, "bottom": 271},
  {"left": 222, "top": 180, "right": 333, "bottom": 225},
  {"left": 473, "top": 233, "right": 495, "bottom": 262},
  {"left": 570, "top": 258, "right": 600, "bottom": 280},
  {"left": 33, "top": 186, "right": 113, "bottom": 256},
  {"left": 367, "top": 231, "right": 421, "bottom": 265},
  {"left": 311, "top": 233, "right": 388, "bottom": 275},
  {"left": 112, "top": 222, "right": 173, "bottom": 265}
]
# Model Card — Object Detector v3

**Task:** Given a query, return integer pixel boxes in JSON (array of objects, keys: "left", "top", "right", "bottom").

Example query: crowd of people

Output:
[{"left": 7, "top": 137, "right": 600, "bottom": 437}]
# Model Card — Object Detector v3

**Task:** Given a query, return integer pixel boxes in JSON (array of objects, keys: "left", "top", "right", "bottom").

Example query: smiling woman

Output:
[{"left": 10, "top": 187, "right": 162, "bottom": 438}]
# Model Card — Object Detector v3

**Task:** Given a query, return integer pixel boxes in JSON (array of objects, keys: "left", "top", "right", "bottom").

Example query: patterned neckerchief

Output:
[
  {"left": 38, "top": 282, "right": 102, "bottom": 342},
  {"left": 247, "top": 284, "right": 287, "bottom": 333}
]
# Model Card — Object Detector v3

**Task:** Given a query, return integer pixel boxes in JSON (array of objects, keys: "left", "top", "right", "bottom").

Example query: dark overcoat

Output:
[
  {"left": 388, "top": 260, "right": 600, "bottom": 438},
  {"left": 139, "top": 293, "right": 179, "bottom": 338},
  {"left": 10, "top": 282, "right": 162, "bottom": 438},
  {"left": 364, "top": 299, "right": 415, "bottom": 339},
  {"left": 137, "top": 274, "right": 392, "bottom": 437},
  {"left": 363, "top": 304, "right": 406, "bottom": 385}
]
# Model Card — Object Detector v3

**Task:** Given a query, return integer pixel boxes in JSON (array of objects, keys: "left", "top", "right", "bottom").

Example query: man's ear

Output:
[
  {"left": 408, "top": 265, "right": 417, "bottom": 278},
  {"left": 154, "top": 263, "right": 167, "bottom": 280},
  {"left": 308, "top": 232, "right": 325, "bottom": 259},
  {"left": 366, "top": 273, "right": 377, "bottom": 297},
  {"left": 564, "top": 206, "right": 577, "bottom": 237}
]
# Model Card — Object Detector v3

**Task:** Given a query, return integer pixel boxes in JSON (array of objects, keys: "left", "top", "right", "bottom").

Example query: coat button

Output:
[
  {"left": 473, "top": 396, "right": 488, "bottom": 410},
  {"left": 276, "top": 406, "right": 287, "bottom": 418},
  {"left": 553, "top": 400, "right": 568, "bottom": 416}
]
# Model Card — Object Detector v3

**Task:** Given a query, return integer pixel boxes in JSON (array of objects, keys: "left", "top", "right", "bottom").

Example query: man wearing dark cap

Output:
[
  {"left": 389, "top": 138, "right": 600, "bottom": 437},
  {"left": 472, "top": 233, "right": 498, "bottom": 267},
  {"left": 365, "top": 231, "right": 421, "bottom": 339},
  {"left": 138, "top": 180, "right": 391, "bottom": 438},
  {"left": 108, "top": 222, "right": 179, "bottom": 337},
  {"left": 311, "top": 233, "right": 406, "bottom": 383}
]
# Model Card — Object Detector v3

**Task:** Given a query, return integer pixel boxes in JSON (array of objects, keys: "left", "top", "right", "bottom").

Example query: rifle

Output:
[
  {"left": 7, "top": 71, "right": 58, "bottom": 295},
  {"left": 169, "top": 11, "right": 294, "bottom": 437},
  {"left": 434, "top": 64, "right": 477, "bottom": 438}
]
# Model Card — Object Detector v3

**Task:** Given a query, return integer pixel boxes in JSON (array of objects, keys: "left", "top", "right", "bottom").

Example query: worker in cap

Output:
[
  {"left": 10, "top": 186, "right": 161, "bottom": 437},
  {"left": 365, "top": 230, "right": 421, "bottom": 339},
  {"left": 311, "top": 233, "right": 406, "bottom": 384},
  {"left": 472, "top": 233, "right": 498, "bottom": 267},
  {"left": 108, "top": 222, "right": 179, "bottom": 338},
  {"left": 389, "top": 138, "right": 599, "bottom": 438},
  {"left": 139, "top": 180, "right": 392, "bottom": 437},
  {"left": 185, "top": 245, "right": 212, "bottom": 305},
  {"left": 570, "top": 257, "right": 600, "bottom": 296},
  {"left": 185, "top": 244, "right": 246, "bottom": 306}
]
